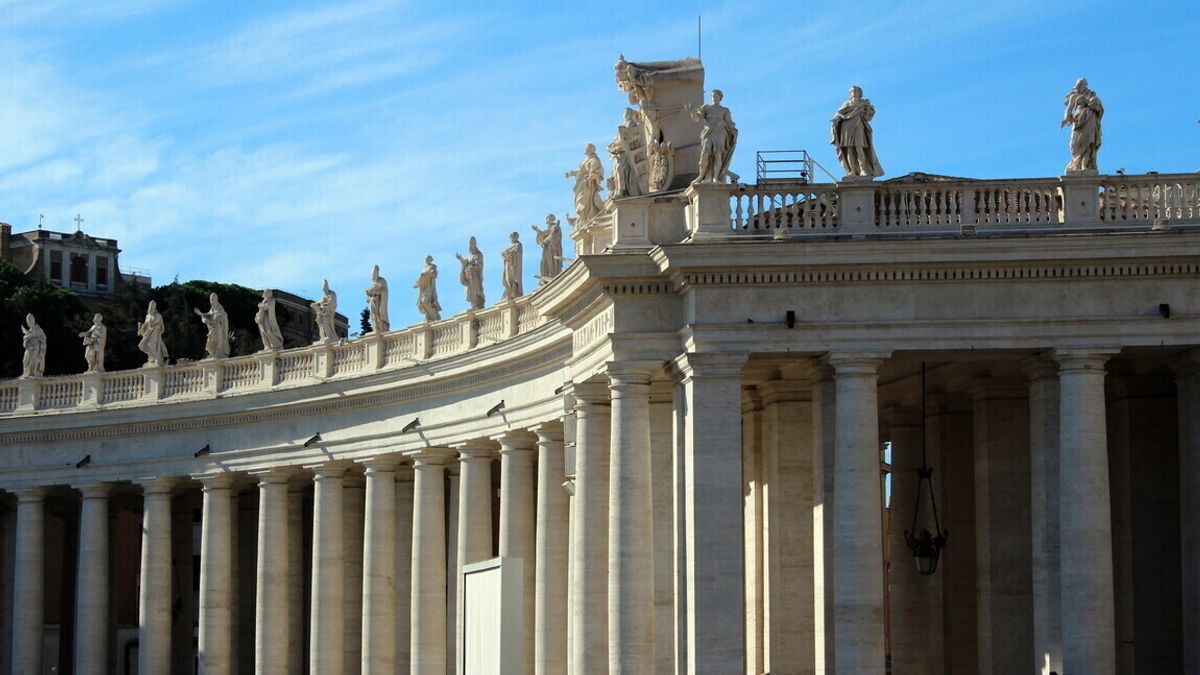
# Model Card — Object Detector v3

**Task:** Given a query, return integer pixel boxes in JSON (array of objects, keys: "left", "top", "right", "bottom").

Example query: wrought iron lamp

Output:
[{"left": 903, "top": 362, "right": 949, "bottom": 575}]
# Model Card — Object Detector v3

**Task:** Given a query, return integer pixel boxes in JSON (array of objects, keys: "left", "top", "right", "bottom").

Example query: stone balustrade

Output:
[
  {"left": 0, "top": 294, "right": 547, "bottom": 415},
  {"left": 699, "top": 172, "right": 1200, "bottom": 239}
]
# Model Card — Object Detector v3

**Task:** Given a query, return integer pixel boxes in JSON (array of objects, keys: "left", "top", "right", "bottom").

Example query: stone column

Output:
[
  {"left": 410, "top": 448, "right": 454, "bottom": 675},
  {"left": 1023, "top": 357, "right": 1063, "bottom": 675},
  {"left": 1055, "top": 349, "right": 1117, "bottom": 675},
  {"left": 969, "top": 378, "right": 1033, "bottom": 675},
  {"left": 648, "top": 382, "right": 676, "bottom": 675},
  {"left": 1171, "top": 350, "right": 1200, "bottom": 674},
  {"left": 361, "top": 460, "right": 398, "bottom": 675},
  {"left": 74, "top": 483, "right": 110, "bottom": 675},
  {"left": 445, "top": 468, "right": 459, "bottom": 675},
  {"left": 534, "top": 423, "right": 568, "bottom": 675},
  {"left": 343, "top": 472, "right": 366, "bottom": 675},
  {"left": 927, "top": 394, "right": 977, "bottom": 674},
  {"left": 829, "top": 351, "right": 889, "bottom": 675},
  {"left": 741, "top": 388, "right": 765, "bottom": 675},
  {"left": 761, "top": 377, "right": 817, "bottom": 673},
  {"left": 812, "top": 366, "right": 836, "bottom": 673},
  {"left": 287, "top": 482, "right": 306, "bottom": 674},
  {"left": 883, "top": 406, "right": 943, "bottom": 675},
  {"left": 395, "top": 469, "right": 415, "bottom": 672},
  {"left": 456, "top": 441, "right": 495, "bottom": 674},
  {"left": 309, "top": 463, "right": 346, "bottom": 675},
  {"left": 607, "top": 362, "right": 657, "bottom": 673},
  {"left": 198, "top": 474, "right": 236, "bottom": 675},
  {"left": 678, "top": 353, "right": 749, "bottom": 673},
  {"left": 570, "top": 381, "right": 611, "bottom": 675},
  {"left": 11, "top": 488, "right": 45, "bottom": 675},
  {"left": 255, "top": 469, "right": 291, "bottom": 675},
  {"left": 499, "top": 430, "right": 538, "bottom": 671},
  {"left": 139, "top": 479, "right": 174, "bottom": 674}
]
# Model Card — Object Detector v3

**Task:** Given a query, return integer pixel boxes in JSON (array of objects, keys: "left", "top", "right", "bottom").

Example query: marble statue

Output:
[
  {"left": 414, "top": 256, "right": 442, "bottom": 322},
  {"left": 137, "top": 301, "right": 168, "bottom": 368},
  {"left": 194, "top": 292, "right": 230, "bottom": 359},
  {"left": 20, "top": 313, "right": 46, "bottom": 378},
  {"left": 831, "top": 86, "right": 884, "bottom": 178},
  {"left": 609, "top": 108, "right": 643, "bottom": 198},
  {"left": 1061, "top": 77, "right": 1103, "bottom": 174},
  {"left": 79, "top": 313, "right": 107, "bottom": 373},
  {"left": 501, "top": 232, "right": 523, "bottom": 301},
  {"left": 686, "top": 89, "right": 738, "bottom": 183},
  {"left": 614, "top": 54, "right": 653, "bottom": 106},
  {"left": 255, "top": 289, "right": 285, "bottom": 351},
  {"left": 565, "top": 144, "right": 605, "bottom": 224},
  {"left": 648, "top": 135, "right": 674, "bottom": 192},
  {"left": 455, "top": 237, "right": 486, "bottom": 311},
  {"left": 365, "top": 264, "right": 390, "bottom": 333},
  {"left": 311, "top": 280, "right": 339, "bottom": 344},
  {"left": 532, "top": 214, "right": 563, "bottom": 285}
]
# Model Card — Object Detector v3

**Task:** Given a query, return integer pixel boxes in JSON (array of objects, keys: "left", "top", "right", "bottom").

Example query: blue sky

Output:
[{"left": 1, "top": 0, "right": 1197, "bottom": 327}]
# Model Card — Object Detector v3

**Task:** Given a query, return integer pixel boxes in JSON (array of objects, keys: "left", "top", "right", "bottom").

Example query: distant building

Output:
[
  {"left": 270, "top": 288, "right": 350, "bottom": 346},
  {"left": 0, "top": 222, "right": 150, "bottom": 297}
]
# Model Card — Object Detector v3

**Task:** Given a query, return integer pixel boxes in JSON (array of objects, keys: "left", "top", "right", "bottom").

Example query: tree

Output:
[{"left": 0, "top": 261, "right": 91, "bottom": 377}]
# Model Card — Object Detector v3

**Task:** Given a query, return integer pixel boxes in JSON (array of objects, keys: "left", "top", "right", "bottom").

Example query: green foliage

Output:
[
  {"left": 0, "top": 260, "right": 92, "bottom": 376},
  {"left": 1, "top": 265, "right": 270, "bottom": 375},
  {"left": 359, "top": 307, "right": 372, "bottom": 335}
]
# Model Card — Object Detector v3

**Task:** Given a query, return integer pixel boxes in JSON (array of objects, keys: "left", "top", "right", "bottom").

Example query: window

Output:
[
  {"left": 95, "top": 256, "right": 109, "bottom": 289},
  {"left": 70, "top": 254, "right": 88, "bottom": 285},
  {"left": 49, "top": 250, "right": 62, "bottom": 283}
]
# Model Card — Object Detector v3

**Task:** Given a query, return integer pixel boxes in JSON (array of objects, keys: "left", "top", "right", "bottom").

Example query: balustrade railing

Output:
[
  {"left": 163, "top": 364, "right": 205, "bottom": 398},
  {"left": 40, "top": 377, "right": 83, "bottom": 408},
  {"left": 730, "top": 184, "right": 838, "bottom": 231},
  {"left": 432, "top": 321, "right": 464, "bottom": 356},
  {"left": 876, "top": 185, "right": 965, "bottom": 229},
  {"left": 1100, "top": 174, "right": 1200, "bottom": 223},
  {"left": 971, "top": 180, "right": 1060, "bottom": 227},
  {"left": 333, "top": 340, "right": 368, "bottom": 373},
  {"left": 103, "top": 372, "right": 144, "bottom": 403},
  {"left": 223, "top": 357, "right": 261, "bottom": 390},
  {"left": 278, "top": 350, "right": 316, "bottom": 383}
]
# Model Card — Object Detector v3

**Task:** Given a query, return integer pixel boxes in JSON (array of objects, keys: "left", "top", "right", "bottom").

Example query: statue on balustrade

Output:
[
  {"left": 79, "top": 313, "right": 107, "bottom": 373},
  {"left": 565, "top": 143, "right": 605, "bottom": 224},
  {"left": 365, "top": 264, "right": 390, "bottom": 333},
  {"left": 501, "top": 231, "right": 524, "bottom": 301},
  {"left": 20, "top": 313, "right": 46, "bottom": 378},
  {"left": 532, "top": 213, "right": 563, "bottom": 285},
  {"left": 414, "top": 255, "right": 442, "bottom": 322},
  {"left": 311, "top": 280, "right": 339, "bottom": 344},
  {"left": 608, "top": 108, "right": 643, "bottom": 198},
  {"left": 686, "top": 89, "right": 738, "bottom": 184},
  {"left": 137, "top": 301, "right": 169, "bottom": 368},
  {"left": 256, "top": 289, "right": 285, "bottom": 351},
  {"left": 1061, "top": 77, "right": 1103, "bottom": 174},
  {"left": 831, "top": 85, "right": 884, "bottom": 179},
  {"left": 456, "top": 236, "right": 486, "bottom": 311},
  {"left": 194, "top": 292, "right": 230, "bottom": 359}
]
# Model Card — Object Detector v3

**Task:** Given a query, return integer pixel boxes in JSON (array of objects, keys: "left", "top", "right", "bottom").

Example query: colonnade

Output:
[{"left": 1, "top": 349, "right": 1197, "bottom": 674}]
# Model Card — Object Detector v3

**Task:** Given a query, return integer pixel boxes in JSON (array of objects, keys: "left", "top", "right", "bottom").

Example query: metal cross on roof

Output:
[{"left": 74, "top": 213, "right": 84, "bottom": 231}]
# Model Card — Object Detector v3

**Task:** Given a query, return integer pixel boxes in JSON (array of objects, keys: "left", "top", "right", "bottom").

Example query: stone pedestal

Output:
[
  {"left": 611, "top": 198, "right": 652, "bottom": 249},
  {"left": 1061, "top": 174, "right": 1100, "bottom": 226},
  {"left": 684, "top": 182, "right": 733, "bottom": 240}
]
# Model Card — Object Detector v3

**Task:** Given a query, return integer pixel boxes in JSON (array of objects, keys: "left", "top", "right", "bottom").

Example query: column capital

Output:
[
  {"left": 15, "top": 486, "right": 47, "bottom": 503},
  {"left": 880, "top": 405, "right": 922, "bottom": 429},
  {"left": 497, "top": 429, "right": 539, "bottom": 454},
  {"left": 826, "top": 350, "right": 891, "bottom": 374},
  {"left": 605, "top": 360, "right": 661, "bottom": 386},
  {"left": 570, "top": 379, "right": 611, "bottom": 406},
  {"left": 195, "top": 473, "right": 238, "bottom": 490},
  {"left": 252, "top": 467, "right": 298, "bottom": 485},
  {"left": 1020, "top": 352, "right": 1059, "bottom": 381},
  {"left": 458, "top": 441, "right": 498, "bottom": 462},
  {"left": 1167, "top": 347, "right": 1200, "bottom": 378},
  {"left": 758, "top": 378, "right": 813, "bottom": 406},
  {"left": 1052, "top": 347, "right": 1118, "bottom": 373},
  {"left": 533, "top": 420, "right": 564, "bottom": 442},
  {"left": 741, "top": 386, "right": 762, "bottom": 414},
  {"left": 406, "top": 447, "right": 456, "bottom": 467},
  {"left": 138, "top": 477, "right": 176, "bottom": 496},
  {"left": 674, "top": 352, "right": 749, "bottom": 381},
  {"left": 360, "top": 457, "right": 401, "bottom": 474},
  {"left": 967, "top": 376, "right": 1030, "bottom": 401},
  {"left": 76, "top": 482, "right": 113, "bottom": 499}
]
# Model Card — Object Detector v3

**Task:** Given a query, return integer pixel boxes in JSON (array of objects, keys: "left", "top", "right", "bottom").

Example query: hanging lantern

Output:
[{"left": 903, "top": 363, "right": 949, "bottom": 576}]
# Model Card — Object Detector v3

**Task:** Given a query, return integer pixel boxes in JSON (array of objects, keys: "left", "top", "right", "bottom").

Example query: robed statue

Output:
[
  {"left": 501, "top": 232, "right": 523, "bottom": 301},
  {"left": 565, "top": 144, "right": 605, "bottom": 224},
  {"left": 137, "top": 301, "right": 169, "bottom": 368},
  {"left": 365, "top": 264, "right": 390, "bottom": 333},
  {"left": 831, "top": 86, "right": 884, "bottom": 178},
  {"left": 532, "top": 214, "right": 563, "bottom": 285},
  {"left": 20, "top": 313, "right": 46, "bottom": 378},
  {"left": 686, "top": 89, "right": 738, "bottom": 183},
  {"left": 311, "top": 280, "right": 339, "bottom": 344},
  {"left": 194, "top": 292, "right": 230, "bottom": 359},
  {"left": 1061, "top": 77, "right": 1103, "bottom": 174},
  {"left": 256, "top": 289, "right": 284, "bottom": 351},
  {"left": 79, "top": 313, "right": 107, "bottom": 373},
  {"left": 456, "top": 236, "right": 486, "bottom": 311},
  {"left": 414, "top": 256, "right": 442, "bottom": 322}
]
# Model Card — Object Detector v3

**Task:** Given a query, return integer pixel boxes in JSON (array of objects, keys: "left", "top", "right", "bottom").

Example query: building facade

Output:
[
  {"left": 0, "top": 61, "right": 1198, "bottom": 675},
  {"left": 1, "top": 223, "right": 150, "bottom": 297}
]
